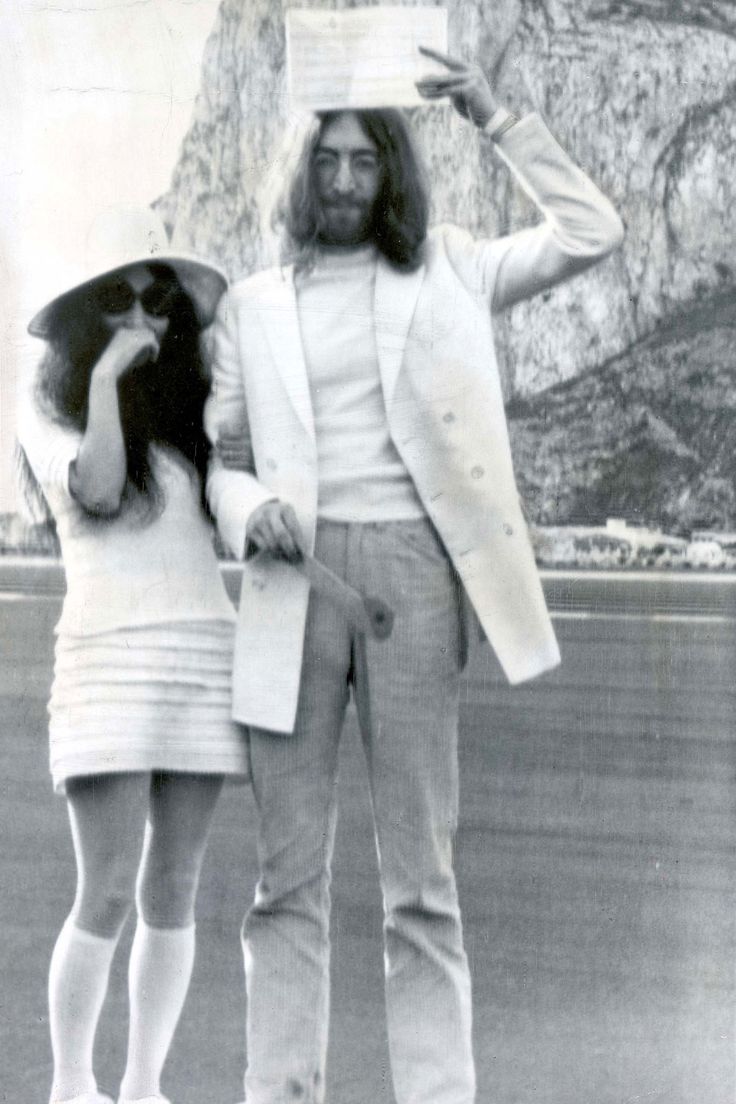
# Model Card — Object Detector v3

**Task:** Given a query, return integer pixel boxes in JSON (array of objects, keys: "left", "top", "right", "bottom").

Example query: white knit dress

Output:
[{"left": 19, "top": 398, "right": 248, "bottom": 793}]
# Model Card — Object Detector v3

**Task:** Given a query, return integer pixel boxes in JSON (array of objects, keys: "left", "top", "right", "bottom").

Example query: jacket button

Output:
[
  {"left": 503, "top": 523, "right": 514, "bottom": 536},
  {"left": 266, "top": 458, "right": 277, "bottom": 471},
  {"left": 470, "top": 465, "right": 484, "bottom": 480},
  {"left": 443, "top": 412, "right": 455, "bottom": 424}
]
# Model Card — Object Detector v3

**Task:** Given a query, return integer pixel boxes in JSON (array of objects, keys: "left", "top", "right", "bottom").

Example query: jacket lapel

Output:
[
  {"left": 374, "top": 255, "right": 426, "bottom": 407},
  {"left": 256, "top": 256, "right": 425, "bottom": 435},
  {"left": 257, "top": 266, "right": 316, "bottom": 442}
]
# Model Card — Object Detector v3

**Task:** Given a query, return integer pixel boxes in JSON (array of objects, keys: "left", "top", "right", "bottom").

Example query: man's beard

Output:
[{"left": 317, "top": 198, "right": 374, "bottom": 246}]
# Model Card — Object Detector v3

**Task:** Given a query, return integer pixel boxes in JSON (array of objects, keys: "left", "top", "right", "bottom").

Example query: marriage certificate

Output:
[{"left": 286, "top": 6, "right": 449, "bottom": 111}]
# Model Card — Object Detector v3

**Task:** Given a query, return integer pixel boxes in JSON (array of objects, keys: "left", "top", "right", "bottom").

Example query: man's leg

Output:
[
  {"left": 351, "top": 519, "right": 475, "bottom": 1104},
  {"left": 243, "top": 522, "right": 352, "bottom": 1104}
]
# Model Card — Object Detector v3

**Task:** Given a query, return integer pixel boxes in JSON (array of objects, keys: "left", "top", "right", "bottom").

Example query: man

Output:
[{"left": 207, "top": 48, "right": 623, "bottom": 1104}]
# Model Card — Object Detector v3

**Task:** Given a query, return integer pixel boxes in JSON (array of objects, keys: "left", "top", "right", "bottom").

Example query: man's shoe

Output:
[{"left": 117, "top": 1097, "right": 171, "bottom": 1104}]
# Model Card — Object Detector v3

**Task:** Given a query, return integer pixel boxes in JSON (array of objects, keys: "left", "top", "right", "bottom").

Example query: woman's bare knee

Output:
[
  {"left": 137, "top": 772, "right": 224, "bottom": 927},
  {"left": 74, "top": 883, "right": 135, "bottom": 937},
  {"left": 137, "top": 860, "right": 199, "bottom": 927},
  {"left": 66, "top": 772, "right": 149, "bottom": 937}
]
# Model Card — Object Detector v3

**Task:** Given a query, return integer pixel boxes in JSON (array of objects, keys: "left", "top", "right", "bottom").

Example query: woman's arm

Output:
[
  {"left": 71, "top": 328, "right": 160, "bottom": 515},
  {"left": 17, "top": 391, "right": 81, "bottom": 500}
]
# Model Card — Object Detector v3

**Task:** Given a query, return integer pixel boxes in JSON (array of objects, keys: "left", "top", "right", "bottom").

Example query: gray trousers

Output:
[{"left": 243, "top": 518, "right": 475, "bottom": 1104}]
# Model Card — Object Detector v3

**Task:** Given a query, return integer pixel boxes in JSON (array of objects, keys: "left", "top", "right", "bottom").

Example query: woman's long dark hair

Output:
[
  {"left": 277, "top": 108, "right": 430, "bottom": 272},
  {"left": 26, "top": 263, "right": 212, "bottom": 523}
]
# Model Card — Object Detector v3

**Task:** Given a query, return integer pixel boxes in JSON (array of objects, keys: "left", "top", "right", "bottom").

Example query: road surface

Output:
[{"left": 1, "top": 567, "right": 735, "bottom": 1103}]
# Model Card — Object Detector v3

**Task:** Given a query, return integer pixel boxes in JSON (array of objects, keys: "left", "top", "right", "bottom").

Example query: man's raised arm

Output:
[
  {"left": 417, "top": 48, "right": 624, "bottom": 311},
  {"left": 483, "top": 114, "right": 624, "bottom": 311}
]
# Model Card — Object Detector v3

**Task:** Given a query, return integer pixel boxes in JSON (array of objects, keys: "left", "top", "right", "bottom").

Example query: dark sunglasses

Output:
[{"left": 92, "top": 277, "right": 180, "bottom": 318}]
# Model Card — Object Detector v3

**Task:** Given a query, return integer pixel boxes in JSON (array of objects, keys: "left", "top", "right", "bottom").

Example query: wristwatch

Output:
[{"left": 484, "top": 108, "right": 521, "bottom": 141}]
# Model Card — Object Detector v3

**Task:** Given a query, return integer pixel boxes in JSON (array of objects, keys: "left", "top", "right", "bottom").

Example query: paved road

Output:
[{"left": 2, "top": 572, "right": 735, "bottom": 1103}]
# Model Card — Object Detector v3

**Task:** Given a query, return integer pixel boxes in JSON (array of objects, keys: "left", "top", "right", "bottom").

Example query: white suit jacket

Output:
[{"left": 206, "top": 113, "right": 624, "bottom": 732}]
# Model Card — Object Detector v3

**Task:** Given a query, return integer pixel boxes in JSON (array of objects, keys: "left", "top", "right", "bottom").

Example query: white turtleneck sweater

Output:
[{"left": 295, "top": 244, "right": 425, "bottom": 522}]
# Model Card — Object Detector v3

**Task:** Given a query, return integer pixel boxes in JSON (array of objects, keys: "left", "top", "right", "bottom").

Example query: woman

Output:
[{"left": 18, "top": 207, "right": 246, "bottom": 1104}]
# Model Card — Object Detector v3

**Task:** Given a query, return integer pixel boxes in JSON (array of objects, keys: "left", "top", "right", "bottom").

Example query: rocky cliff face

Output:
[
  {"left": 509, "top": 291, "right": 736, "bottom": 532},
  {"left": 159, "top": 0, "right": 736, "bottom": 532}
]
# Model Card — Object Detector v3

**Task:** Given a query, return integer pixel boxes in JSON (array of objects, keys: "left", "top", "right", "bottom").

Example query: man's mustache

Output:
[{"left": 323, "top": 198, "right": 367, "bottom": 210}]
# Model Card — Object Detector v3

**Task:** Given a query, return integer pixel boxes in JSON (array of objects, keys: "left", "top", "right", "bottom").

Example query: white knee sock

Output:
[
  {"left": 118, "top": 919, "right": 196, "bottom": 1100},
  {"left": 48, "top": 917, "right": 118, "bottom": 1101}
]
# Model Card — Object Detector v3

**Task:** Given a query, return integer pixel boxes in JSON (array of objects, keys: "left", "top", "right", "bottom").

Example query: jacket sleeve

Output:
[
  {"left": 204, "top": 293, "right": 277, "bottom": 561},
  {"left": 442, "top": 113, "right": 624, "bottom": 313}
]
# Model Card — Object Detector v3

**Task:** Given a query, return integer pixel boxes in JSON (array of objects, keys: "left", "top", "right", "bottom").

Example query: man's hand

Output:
[
  {"left": 416, "top": 47, "right": 498, "bottom": 128},
  {"left": 247, "top": 501, "right": 305, "bottom": 563}
]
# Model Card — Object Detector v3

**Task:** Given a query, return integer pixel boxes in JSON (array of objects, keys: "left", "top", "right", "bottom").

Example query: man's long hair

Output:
[
  {"left": 276, "top": 108, "right": 430, "bottom": 272},
  {"left": 22, "top": 263, "right": 212, "bottom": 524}
]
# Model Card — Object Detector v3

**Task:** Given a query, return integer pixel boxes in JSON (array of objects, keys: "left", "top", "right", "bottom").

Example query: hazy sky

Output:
[{"left": 1, "top": 0, "right": 221, "bottom": 511}]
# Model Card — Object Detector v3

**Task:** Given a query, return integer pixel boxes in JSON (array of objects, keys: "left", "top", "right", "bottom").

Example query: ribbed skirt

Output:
[{"left": 49, "top": 620, "right": 248, "bottom": 793}]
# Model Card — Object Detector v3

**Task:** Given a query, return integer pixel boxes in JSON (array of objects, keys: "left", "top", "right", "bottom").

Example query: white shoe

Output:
[
  {"left": 51, "top": 1094, "right": 115, "bottom": 1104},
  {"left": 117, "top": 1097, "right": 171, "bottom": 1104}
]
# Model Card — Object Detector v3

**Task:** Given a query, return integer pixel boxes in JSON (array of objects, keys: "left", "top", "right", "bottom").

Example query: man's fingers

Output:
[
  {"left": 417, "top": 57, "right": 495, "bottom": 127},
  {"left": 417, "top": 76, "right": 471, "bottom": 98},
  {"left": 418, "top": 45, "right": 465, "bottom": 71},
  {"left": 247, "top": 503, "right": 280, "bottom": 554},
  {"left": 418, "top": 74, "right": 471, "bottom": 89},
  {"left": 264, "top": 510, "right": 301, "bottom": 560},
  {"left": 271, "top": 525, "right": 300, "bottom": 562},
  {"left": 280, "top": 505, "right": 306, "bottom": 560},
  {"left": 248, "top": 520, "right": 271, "bottom": 550},
  {"left": 247, "top": 501, "right": 305, "bottom": 562}
]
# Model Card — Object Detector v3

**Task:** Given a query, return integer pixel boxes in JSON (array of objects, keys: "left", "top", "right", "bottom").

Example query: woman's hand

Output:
[
  {"left": 416, "top": 47, "right": 498, "bottom": 128},
  {"left": 95, "top": 327, "right": 161, "bottom": 383},
  {"left": 71, "top": 329, "right": 156, "bottom": 513}
]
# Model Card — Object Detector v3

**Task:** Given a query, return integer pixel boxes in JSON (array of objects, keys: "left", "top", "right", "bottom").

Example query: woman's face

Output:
[{"left": 94, "top": 264, "right": 176, "bottom": 341}]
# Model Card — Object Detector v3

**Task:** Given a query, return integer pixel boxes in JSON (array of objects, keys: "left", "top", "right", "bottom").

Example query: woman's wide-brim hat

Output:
[{"left": 28, "top": 206, "right": 228, "bottom": 338}]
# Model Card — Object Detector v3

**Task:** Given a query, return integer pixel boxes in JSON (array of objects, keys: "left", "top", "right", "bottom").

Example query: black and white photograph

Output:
[{"left": 1, "top": 2, "right": 735, "bottom": 1102}]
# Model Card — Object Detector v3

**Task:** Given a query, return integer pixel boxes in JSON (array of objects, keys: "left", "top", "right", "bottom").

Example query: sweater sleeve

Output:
[{"left": 442, "top": 112, "right": 624, "bottom": 313}]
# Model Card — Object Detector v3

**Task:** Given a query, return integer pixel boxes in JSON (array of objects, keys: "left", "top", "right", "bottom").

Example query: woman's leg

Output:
[
  {"left": 118, "top": 771, "right": 224, "bottom": 1102},
  {"left": 49, "top": 773, "right": 150, "bottom": 1102}
]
